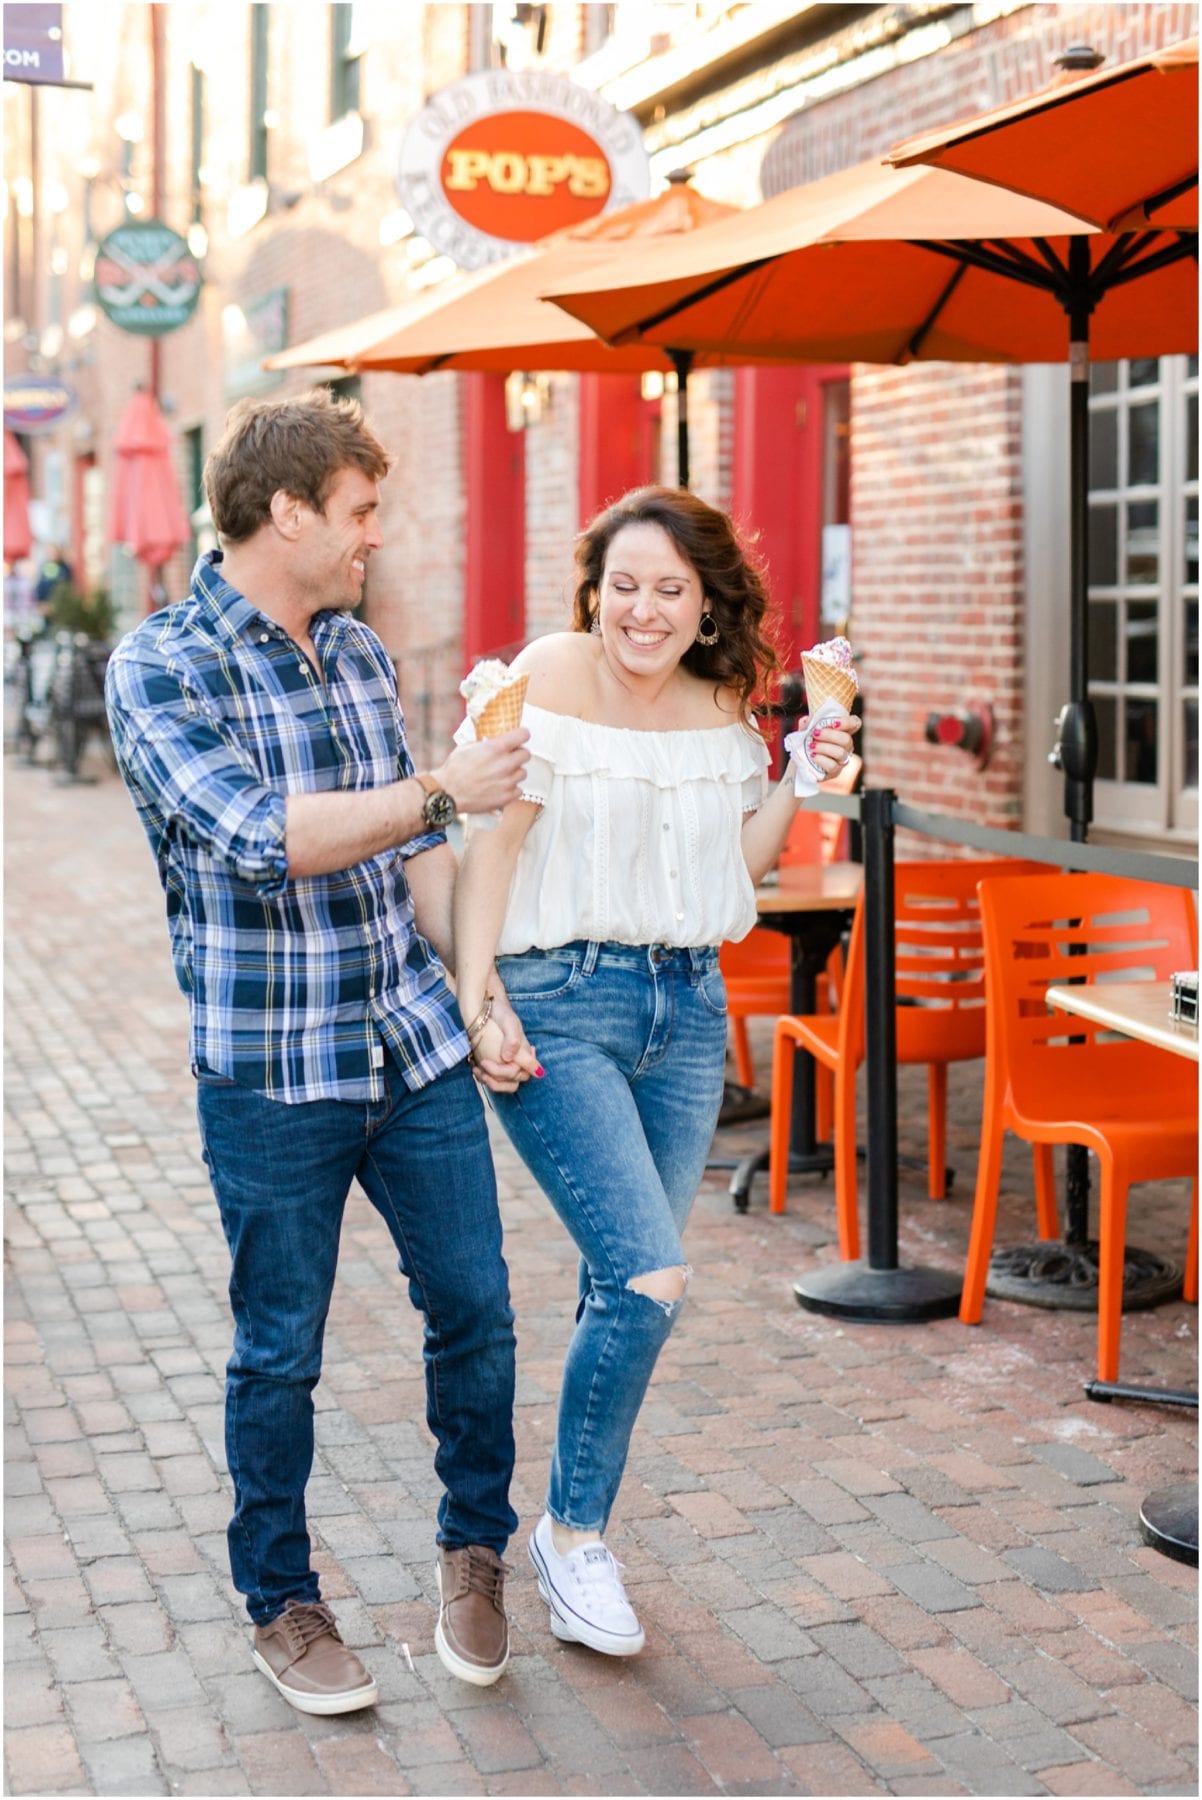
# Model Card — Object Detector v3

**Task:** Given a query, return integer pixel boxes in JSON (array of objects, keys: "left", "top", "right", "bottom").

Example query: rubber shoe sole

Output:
[
  {"left": 528, "top": 1530, "right": 645, "bottom": 1657},
  {"left": 434, "top": 1561, "right": 509, "bottom": 1686},
  {"left": 251, "top": 1648, "right": 377, "bottom": 1715}
]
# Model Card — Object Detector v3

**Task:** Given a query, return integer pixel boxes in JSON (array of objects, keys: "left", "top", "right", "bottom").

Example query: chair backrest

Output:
[
  {"left": 837, "top": 857, "right": 1049, "bottom": 1065},
  {"left": 977, "top": 870, "right": 1199, "bottom": 1114}
]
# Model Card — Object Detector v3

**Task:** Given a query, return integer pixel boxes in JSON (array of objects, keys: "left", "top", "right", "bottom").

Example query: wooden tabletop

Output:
[
  {"left": 753, "top": 861, "right": 863, "bottom": 915},
  {"left": 1046, "top": 980, "right": 1200, "bottom": 1063}
]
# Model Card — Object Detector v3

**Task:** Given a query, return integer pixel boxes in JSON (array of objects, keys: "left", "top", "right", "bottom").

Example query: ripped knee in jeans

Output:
[{"left": 627, "top": 1263, "right": 692, "bottom": 1316}]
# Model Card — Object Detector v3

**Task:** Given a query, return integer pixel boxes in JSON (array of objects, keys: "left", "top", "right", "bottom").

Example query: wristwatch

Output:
[{"left": 414, "top": 771, "right": 458, "bottom": 829}]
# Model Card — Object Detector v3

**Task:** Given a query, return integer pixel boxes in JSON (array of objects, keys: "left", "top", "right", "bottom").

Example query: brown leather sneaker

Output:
[
  {"left": 435, "top": 1544, "right": 510, "bottom": 1685},
  {"left": 252, "top": 1599, "right": 378, "bottom": 1714}
]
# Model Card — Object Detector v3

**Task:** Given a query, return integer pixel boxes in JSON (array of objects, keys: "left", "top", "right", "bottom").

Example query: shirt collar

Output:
[{"left": 191, "top": 549, "right": 355, "bottom": 651}]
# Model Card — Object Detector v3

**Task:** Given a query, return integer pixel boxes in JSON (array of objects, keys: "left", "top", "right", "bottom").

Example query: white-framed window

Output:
[{"left": 1087, "top": 354, "right": 1197, "bottom": 839}]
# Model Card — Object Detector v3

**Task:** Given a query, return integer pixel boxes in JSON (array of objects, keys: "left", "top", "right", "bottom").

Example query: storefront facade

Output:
[{"left": 4, "top": 0, "right": 1195, "bottom": 847}]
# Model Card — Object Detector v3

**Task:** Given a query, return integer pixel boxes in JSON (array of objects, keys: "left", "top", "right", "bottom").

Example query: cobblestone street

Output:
[{"left": 4, "top": 753, "right": 1198, "bottom": 1797}]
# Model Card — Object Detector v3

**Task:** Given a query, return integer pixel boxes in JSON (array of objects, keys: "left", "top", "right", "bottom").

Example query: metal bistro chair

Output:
[
  {"left": 769, "top": 857, "right": 1047, "bottom": 1258},
  {"left": 962, "top": 870, "right": 1198, "bottom": 1384}
]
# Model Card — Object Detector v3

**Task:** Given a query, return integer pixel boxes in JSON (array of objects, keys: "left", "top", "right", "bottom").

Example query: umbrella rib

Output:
[
  {"left": 632, "top": 258, "right": 774, "bottom": 337},
  {"left": 916, "top": 239, "right": 1059, "bottom": 298},
  {"left": 1104, "top": 232, "right": 1198, "bottom": 289},
  {"left": 905, "top": 261, "right": 969, "bottom": 358}
]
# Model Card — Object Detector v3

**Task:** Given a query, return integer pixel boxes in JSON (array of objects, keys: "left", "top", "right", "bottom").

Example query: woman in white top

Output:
[{"left": 453, "top": 487, "right": 858, "bottom": 1659}]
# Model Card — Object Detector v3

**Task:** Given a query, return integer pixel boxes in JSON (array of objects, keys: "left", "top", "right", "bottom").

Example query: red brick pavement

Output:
[{"left": 4, "top": 758, "right": 1198, "bottom": 1797}]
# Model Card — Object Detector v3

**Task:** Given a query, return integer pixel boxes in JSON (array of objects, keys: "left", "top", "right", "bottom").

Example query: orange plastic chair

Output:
[
  {"left": 769, "top": 858, "right": 1048, "bottom": 1256},
  {"left": 961, "top": 871, "right": 1198, "bottom": 1383},
  {"left": 721, "top": 756, "right": 859, "bottom": 1099}
]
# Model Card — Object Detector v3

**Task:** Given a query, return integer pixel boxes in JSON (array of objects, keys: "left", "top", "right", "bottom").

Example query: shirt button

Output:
[
  {"left": 258, "top": 633, "right": 270, "bottom": 644},
  {"left": 669, "top": 869, "right": 678, "bottom": 878},
  {"left": 662, "top": 822, "right": 670, "bottom": 831},
  {"left": 297, "top": 662, "right": 307, "bottom": 674},
  {"left": 675, "top": 911, "right": 685, "bottom": 923}
]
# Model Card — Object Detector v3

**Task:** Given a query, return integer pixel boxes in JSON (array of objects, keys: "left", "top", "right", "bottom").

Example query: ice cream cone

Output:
[
  {"left": 474, "top": 673, "right": 529, "bottom": 738},
  {"left": 801, "top": 655, "right": 856, "bottom": 717}
]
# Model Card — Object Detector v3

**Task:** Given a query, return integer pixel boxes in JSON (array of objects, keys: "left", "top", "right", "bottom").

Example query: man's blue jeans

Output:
[{"left": 196, "top": 1054, "right": 517, "bottom": 1626}]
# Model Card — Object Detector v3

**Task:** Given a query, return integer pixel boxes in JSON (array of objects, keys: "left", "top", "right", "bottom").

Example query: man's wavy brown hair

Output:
[
  {"left": 571, "top": 486, "right": 780, "bottom": 719},
  {"left": 205, "top": 389, "right": 393, "bottom": 544}
]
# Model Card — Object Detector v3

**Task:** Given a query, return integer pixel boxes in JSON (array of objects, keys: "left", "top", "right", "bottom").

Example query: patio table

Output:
[
  {"left": 1047, "top": 977, "right": 1199, "bottom": 1566},
  {"left": 728, "top": 861, "right": 862, "bottom": 1210}
]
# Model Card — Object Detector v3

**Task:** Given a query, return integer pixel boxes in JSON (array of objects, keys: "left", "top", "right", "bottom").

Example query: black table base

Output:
[
  {"left": 1139, "top": 1482, "right": 1198, "bottom": 1566},
  {"left": 794, "top": 1261, "right": 962, "bottom": 1322},
  {"left": 986, "top": 1240, "right": 1182, "bottom": 1311},
  {"left": 731, "top": 1144, "right": 833, "bottom": 1212}
]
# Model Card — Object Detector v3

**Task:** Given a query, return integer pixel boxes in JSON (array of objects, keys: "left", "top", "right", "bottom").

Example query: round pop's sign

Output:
[
  {"left": 398, "top": 71, "right": 649, "bottom": 270},
  {"left": 93, "top": 219, "right": 203, "bottom": 337}
]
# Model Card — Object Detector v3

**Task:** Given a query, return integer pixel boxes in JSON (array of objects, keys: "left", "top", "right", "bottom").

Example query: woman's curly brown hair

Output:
[{"left": 571, "top": 486, "right": 780, "bottom": 720}]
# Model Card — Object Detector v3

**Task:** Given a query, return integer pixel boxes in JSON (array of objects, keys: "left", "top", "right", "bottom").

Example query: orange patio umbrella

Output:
[
  {"left": 4, "top": 431, "right": 32, "bottom": 564},
  {"left": 266, "top": 177, "right": 743, "bottom": 487},
  {"left": 108, "top": 390, "right": 190, "bottom": 606},
  {"left": 548, "top": 154, "right": 1196, "bottom": 841},
  {"left": 888, "top": 37, "right": 1198, "bottom": 232}
]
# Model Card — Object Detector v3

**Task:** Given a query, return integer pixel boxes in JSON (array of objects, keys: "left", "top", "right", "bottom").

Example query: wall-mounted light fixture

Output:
[
  {"left": 640, "top": 370, "right": 665, "bottom": 401},
  {"left": 504, "top": 370, "right": 552, "bottom": 431}
]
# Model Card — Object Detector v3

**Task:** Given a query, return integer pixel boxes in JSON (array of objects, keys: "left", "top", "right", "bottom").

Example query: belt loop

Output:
[{"left": 582, "top": 940, "right": 600, "bottom": 976}]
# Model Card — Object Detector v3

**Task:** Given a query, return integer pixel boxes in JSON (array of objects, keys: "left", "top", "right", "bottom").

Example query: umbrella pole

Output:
[{"left": 669, "top": 349, "right": 693, "bottom": 488}]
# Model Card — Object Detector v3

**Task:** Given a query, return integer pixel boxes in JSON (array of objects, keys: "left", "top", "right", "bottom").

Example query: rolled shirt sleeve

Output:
[{"left": 106, "top": 650, "right": 289, "bottom": 896}]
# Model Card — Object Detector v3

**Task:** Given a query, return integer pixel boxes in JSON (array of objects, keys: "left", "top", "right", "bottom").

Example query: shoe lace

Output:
[
  {"left": 461, "top": 1545, "right": 510, "bottom": 1604},
  {"left": 282, "top": 1601, "right": 340, "bottom": 1650}
]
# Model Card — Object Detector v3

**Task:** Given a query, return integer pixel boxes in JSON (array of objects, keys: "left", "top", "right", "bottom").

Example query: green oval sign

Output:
[{"left": 93, "top": 219, "right": 203, "bottom": 337}]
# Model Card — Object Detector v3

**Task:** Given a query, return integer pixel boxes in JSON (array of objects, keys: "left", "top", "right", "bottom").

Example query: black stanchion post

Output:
[
  {"left": 793, "top": 787, "right": 961, "bottom": 1323},
  {"left": 863, "top": 786, "right": 899, "bottom": 1272}
]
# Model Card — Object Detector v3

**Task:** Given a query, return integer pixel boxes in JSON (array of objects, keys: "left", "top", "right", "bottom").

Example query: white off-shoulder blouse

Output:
[{"left": 454, "top": 703, "right": 770, "bottom": 954}]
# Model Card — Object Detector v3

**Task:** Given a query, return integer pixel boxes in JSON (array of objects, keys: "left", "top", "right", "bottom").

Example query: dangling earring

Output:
[
  {"left": 589, "top": 609, "right": 600, "bottom": 635},
  {"left": 696, "top": 611, "right": 720, "bottom": 647}
]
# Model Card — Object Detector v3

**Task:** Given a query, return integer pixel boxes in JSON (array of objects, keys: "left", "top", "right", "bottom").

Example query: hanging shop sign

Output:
[
  {"left": 93, "top": 220, "right": 203, "bottom": 337},
  {"left": 3, "top": 374, "right": 78, "bottom": 435},
  {"left": 3, "top": 4, "right": 65, "bottom": 86},
  {"left": 398, "top": 70, "right": 649, "bottom": 270}
]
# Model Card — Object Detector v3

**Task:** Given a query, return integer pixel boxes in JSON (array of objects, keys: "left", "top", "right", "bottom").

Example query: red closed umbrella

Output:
[
  {"left": 108, "top": 389, "right": 190, "bottom": 577},
  {"left": 4, "top": 431, "right": 32, "bottom": 564}
]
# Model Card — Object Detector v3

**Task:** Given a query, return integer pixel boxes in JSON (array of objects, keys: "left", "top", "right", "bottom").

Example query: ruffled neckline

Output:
[{"left": 520, "top": 703, "right": 768, "bottom": 787}]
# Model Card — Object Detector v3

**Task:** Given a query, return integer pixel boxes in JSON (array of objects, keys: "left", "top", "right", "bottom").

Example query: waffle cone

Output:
[
  {"left": 801, "top": 655, "right": 856, "bottom": 717},
  {"left": 474, "top": 674, "right": 529, "bottom": 738}
]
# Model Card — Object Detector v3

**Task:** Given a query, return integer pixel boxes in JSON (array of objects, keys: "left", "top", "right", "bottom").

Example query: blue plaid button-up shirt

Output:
[{"left": 105, "top": 551, "right": 469, "bottom": 1103}]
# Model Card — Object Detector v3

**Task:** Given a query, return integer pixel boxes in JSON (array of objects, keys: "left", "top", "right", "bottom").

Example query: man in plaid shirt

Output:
[{"left": 106, "top": 390, "right": 530, "bottom": 1711}]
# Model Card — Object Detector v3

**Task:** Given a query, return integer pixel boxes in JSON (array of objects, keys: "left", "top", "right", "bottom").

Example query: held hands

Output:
[
  {"left": 438, "top": 728, "right": 531, "bottom": 815},
  {"left": 467, "top": 989, "right": 542, "bottom": 1094}
]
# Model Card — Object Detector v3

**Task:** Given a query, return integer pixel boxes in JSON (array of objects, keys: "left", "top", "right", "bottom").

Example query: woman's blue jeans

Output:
[
  {"left": 493, "top": 942, "right": 727, "bottom": 1534},
  {"left": 196, "top": 1054, "right": 517, "bottom": 1626}
]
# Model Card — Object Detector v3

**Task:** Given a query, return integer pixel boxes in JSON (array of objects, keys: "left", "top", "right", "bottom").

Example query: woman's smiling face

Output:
[{"left": 596, "top": 522, "right": 705, "bottom": 683}]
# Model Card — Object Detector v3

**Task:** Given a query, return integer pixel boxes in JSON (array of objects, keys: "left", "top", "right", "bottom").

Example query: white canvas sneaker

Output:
[{"left": 528, "top": 1513, "right": 645, "bottom": 1656}]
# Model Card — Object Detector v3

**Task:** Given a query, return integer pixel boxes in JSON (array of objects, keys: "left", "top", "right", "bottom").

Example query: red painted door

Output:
[
  {"left": 578, "top": 373, "right": 660, "bottom": 526},
  {"left": 731, "top": 365, "right": 850, "bottom": 671},
  {"left": 464, "top": 373, "right": 525, "bottom": 668}
]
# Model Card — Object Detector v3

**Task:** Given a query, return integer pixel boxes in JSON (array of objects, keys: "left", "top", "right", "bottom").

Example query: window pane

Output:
[
  {"left": 1188, "top": 392, "right": 1198, "bottom": 484},
  {"left": 1188, "top": 355, "right": 1198, "bottom": 380},
  {"left": 1128, "top": 358, "right": 1160, "bottom": 389},
  {"left": 1090, "top": 362, "right": 1118, "bottom": 396},
  {"left": 1186, "top": 599, "right": 1198, "bottom": 687},
  {"left": 1125, "top": 499, "right": 1159, "bottom": 584},
  {"left": 1094, "top": 694, "right": 1117, "bottom": 779},
  {"left": 1089, "top": 406, "right": 1118, "bottom": 488},
  {"left": 1123, "top": 697, "right": 1158, "bottom": 783},
  {"left": 1125, "top": 601, "right": 1159, "bottom": 684},
  {"left": 1127, "top": 402, "right": 1160, "bottom": 486},
  {"left": 1088, "top": 504, "right": 1118, "bottom": 586},
  {"left": 1184, "top": 699, "right": 1198, "bottom": 791},
  {"left": 1088, "top": 600, "right": 1117, "bottom": 681},
  {"left": 1187, "top": 496, "right": 1198, "bottom": 588}
]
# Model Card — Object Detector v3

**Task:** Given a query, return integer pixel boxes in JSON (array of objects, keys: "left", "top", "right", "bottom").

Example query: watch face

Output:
[{"left": 423, "top": 788, "right": 458, "bottom": 828}]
